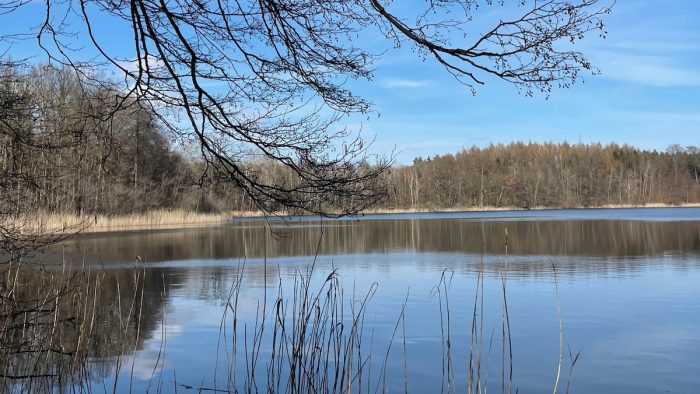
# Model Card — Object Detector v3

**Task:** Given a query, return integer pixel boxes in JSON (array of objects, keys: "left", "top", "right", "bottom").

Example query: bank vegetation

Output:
[
  {"left": 2, "top": 63, "right": 699, "bottom": 237},
  {"left": 380, "top": 143, "right": 700, "bottom": 210}
]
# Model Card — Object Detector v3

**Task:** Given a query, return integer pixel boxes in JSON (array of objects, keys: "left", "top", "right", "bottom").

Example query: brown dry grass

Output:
[
  {"left": 13, "top": 209, "right": 268, "bottom": 234},
  {"left": 10, "top": 202, "right": 699, "bottom": 235}
]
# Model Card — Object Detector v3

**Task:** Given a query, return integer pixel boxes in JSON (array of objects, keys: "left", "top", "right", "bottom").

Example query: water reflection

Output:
[
  {"left": 0, "top": 268, "right": 168, "bottom": 392},
  {"left": 8, "top": 209, "right": 700, "bottom": 393},
  {"left": 47, "top": 217, "right": 700, "bottom": 267}
]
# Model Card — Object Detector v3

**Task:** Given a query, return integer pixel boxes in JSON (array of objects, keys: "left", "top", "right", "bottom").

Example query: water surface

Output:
[{"left": 39, "top": 208, "right": 700, "bottom": 393}]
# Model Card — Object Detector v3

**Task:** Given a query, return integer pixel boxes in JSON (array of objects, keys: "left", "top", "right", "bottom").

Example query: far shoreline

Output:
[
  {"left": 14, "top": 203, "right": 700, "bottom": 235},
  {"left": 357, "top": 203, "right": 700, "bottom": 216}
]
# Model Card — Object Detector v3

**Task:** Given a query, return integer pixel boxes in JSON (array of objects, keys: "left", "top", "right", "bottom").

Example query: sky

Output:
[
  {"left": 1, "top": 0, "right": 698, "bottom": 164},
  {"left": 354, "top": 0, "right": 700, "bottom": 163}
]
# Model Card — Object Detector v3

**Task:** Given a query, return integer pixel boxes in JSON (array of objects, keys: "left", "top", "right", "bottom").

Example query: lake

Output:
[{"left": 33, "top": 208, "right": 700, "bottom": 393}]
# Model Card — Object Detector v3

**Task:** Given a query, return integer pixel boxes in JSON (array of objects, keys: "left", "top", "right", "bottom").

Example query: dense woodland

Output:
[
  {"left": 381, "top": 143, "right": 700, "bottom": 209},
  {"left": 2, "top": 64, "right": 699, "bottom": 221},
  {"left": 0, "top": 63, "right": 328, "bottom": 218}
]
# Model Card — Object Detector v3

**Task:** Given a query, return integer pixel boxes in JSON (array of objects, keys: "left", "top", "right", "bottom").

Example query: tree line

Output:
[
  {"left": 0, "top": 62, "right": 377, "bottom": 222},
  {"left": 1, "top": 0, "right": 615, "bottom": 227},
  {"left": 4, "top": 62, "right": 698, "bottom": 224},
  {"left": 380, "top": 143, "right": 700, "bottom": 210},
  {"left": 1, "top": 63, "right": 197, "bottom": 217}
]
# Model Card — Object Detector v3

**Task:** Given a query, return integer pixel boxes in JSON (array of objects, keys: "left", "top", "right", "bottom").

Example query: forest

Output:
[
  {"left": 2, "top": 63, "right": 699, "bottom": 222},
  {"left": 382, "top": 143, "right": 700, "bottom": 210}
]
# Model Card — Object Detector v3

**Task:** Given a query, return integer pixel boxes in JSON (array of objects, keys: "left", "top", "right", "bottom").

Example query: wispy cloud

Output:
[
  {"left": 119, "top": 55, "right": 166, "bottom": 75},
  {"left": 398, "top": 141, "right": 462, "bottom": 152},
  {"left": 598, "top": 40, "right": 700, "bottom": 55},
  {"left": 381, "top": 78, "right": 432, "bottom": 89},
  {"left": 593, "top": 50, "right": 700, "bottom": 87},
  {"left": 586, "top": 7, "right": 700, "bottom": 88},
  {"left": 615, "top": 110, "right": 700, "bottom": 124},
  {"left": 610, "top": 111, "right": 700, "bottom": 146}
]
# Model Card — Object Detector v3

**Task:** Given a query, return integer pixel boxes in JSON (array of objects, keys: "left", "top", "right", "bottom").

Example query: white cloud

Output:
[
  {"left": 399, "top": 141, "right": 462, "bottom": 152},
  {"left": 381, "top": 78, "right": 432, "bottom": 89},
  {"left": 593, "top": 51, "right": 700, "bottom": 87},
  {"left": 119, "top": 55, "right": 166, "bottom": 75}
]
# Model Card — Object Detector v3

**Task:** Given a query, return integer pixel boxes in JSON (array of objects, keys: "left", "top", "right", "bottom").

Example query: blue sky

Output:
[
  {"left": 2, "top": 0, "right": 698, "bottom": 164},
  {"left": 353, "top": 0, "right": 700, "bottom": 163}
]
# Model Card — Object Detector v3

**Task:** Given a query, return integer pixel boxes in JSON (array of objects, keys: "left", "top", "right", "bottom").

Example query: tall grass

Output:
[
  {"left": 13, "top": 209, "right": 272, "bottom": 235},
  {"left": 1, "top": 260, "right": 101, "bottom": 391},
  {"left": 14, "top": 202, "right": 699, "bottom": 237},
  {"left": 0, "top": 257, "right": 154, "bottom": 393},
  {"left": 1, "top": 242, "right": 576, "bottom": 393}
]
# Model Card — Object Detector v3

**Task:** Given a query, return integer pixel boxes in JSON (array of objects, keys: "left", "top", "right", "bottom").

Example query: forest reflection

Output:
[
  {"left": 6, "top": 215, "right": 700, "bottom": 392},
  {"left": 0, "top": 267, "right": 167, "bottom": 392},
  {"left": 49, "top": 218, "right": 700, "bottom": 265}
]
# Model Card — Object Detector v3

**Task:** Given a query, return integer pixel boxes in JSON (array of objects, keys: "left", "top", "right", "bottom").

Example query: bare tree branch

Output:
[{"left": 0, "top": 0, "right": 611, "bottom": 218}]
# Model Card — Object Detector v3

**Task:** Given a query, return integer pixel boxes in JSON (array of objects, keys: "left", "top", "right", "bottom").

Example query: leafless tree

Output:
[
  {"left": 0, "top": 61, "right": 90, "bottom": 263},
  {"left": 381, "top": 142, "right": 700, "bottom": 210},
  {"left": 1, "top": 0, "right": 611, "bottom": 217}
]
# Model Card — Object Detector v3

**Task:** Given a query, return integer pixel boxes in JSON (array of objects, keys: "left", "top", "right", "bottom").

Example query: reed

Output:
[
  {"left": 1, "top": 260, "right": 99, "bottom": 391},
  {"left": 0, "top": 255, "right": 156, "bottom": 393},
  {"left": 11, "top": 209, "right": 274, "bottom": 235},
  {"left": 1, "top": 241, "right": 578, "bottom": 393},
  {"left": 8, "top": 202, "right": 699, "bottom": 238},
  {"left": 211, "top": 254, "right": 383, "bottom": 393}
]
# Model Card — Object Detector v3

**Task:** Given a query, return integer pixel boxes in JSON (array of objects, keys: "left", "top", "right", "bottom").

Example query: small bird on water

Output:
[{"left": 134, "top": 255, "right": 142, "bottom": 265}]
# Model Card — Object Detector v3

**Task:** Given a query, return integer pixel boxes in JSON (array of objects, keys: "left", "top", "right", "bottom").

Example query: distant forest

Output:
[
  {"left": 381, "top": 143, "right": 700, "bottom": 210},
  {"left": 2, "top": 65, "right": 698, "bottom": 217}
]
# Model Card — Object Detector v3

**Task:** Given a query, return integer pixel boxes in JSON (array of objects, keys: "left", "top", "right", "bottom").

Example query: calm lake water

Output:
[{"left": 41, "top": 208, "right": 700, "bottom": 393}]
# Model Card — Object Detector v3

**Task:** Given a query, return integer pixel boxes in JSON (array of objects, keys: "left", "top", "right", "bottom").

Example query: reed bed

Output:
[
  {"left": 197, "top": 258, "right": 573, "bottom": 394},
  {"left": 12, "top": 202, "right": 699, "bottom": 237},
  {"left": 11, "top": 209, "right": 270, "bottom": 235}
]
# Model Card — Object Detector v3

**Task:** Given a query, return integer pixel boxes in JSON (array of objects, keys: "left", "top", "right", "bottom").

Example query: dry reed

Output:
[
  {"left": 12, "top": 209, "right": 274, "bottom": 235},
  {"left": 11, "top": 202, "right": 699, "bottom": 237},
  {"left": 1, "top": 231, "right": 579, "bottom": 393}
]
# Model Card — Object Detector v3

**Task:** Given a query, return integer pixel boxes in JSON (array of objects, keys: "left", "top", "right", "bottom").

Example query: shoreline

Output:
[
  {"left": 12, "top": 203, "right": 700, "bottom": 234},
  {"left": 359, "top": 202, "right": 700, "bottom": 215}
]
